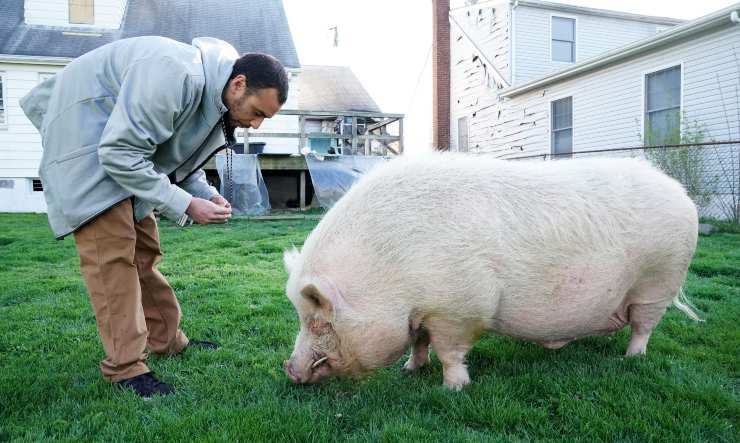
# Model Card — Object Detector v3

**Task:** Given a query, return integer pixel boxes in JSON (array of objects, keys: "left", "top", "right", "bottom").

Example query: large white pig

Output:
[{"left": 283, "top": 154, "right": 699, "bottom": 389}]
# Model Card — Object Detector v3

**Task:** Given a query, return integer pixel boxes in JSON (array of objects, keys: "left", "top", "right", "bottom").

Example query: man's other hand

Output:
[
  {"left": 186, "top": 197, "right": 232, "bottom": 224},
  {"left": 210, "top": 195, "right": 232, "bottom": 208}
]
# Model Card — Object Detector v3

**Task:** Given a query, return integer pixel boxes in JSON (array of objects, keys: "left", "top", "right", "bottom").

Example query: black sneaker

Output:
[
  {"left": 116, "top": 372, "right": 175, "bottom": 398},
  {"left": 187, "top": 340, "right": 220, "bottom": 350}
]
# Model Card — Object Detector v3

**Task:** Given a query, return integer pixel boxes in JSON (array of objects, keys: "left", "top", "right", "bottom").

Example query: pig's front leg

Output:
[
  {"left": 403, "top": 327, "right": 430, "bottom": 371},
  {"left": 427, "top": 319, "right": 474, "bottom": 390}
]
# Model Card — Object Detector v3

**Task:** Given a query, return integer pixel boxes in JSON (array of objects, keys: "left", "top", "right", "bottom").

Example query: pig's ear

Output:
[
  {"left": 300, "top": 278, "right": 344, "bottom": 320},
  {"left": 283, "top": 247, "right": 301, "bottom": 274}
]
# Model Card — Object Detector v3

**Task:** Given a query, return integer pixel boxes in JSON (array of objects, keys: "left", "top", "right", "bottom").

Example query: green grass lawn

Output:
[{"left": 1, "top": 214, "right": 738, "bottom": 442}]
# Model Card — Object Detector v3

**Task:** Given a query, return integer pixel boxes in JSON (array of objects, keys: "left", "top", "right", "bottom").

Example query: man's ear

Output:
[
  {"left": 300, "top": 278, "right": 345, "bottom": 321},
  {"left": 226, "top": 74, "right": 247, "bottom": 95},
  {"left": 283, "top": 247, "right": 301, "bottom": 274}
]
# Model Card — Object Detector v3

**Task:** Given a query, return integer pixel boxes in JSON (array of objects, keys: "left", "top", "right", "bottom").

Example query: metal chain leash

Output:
[{"left": 220, "top": 116, "right": 234, "bottom": 204}]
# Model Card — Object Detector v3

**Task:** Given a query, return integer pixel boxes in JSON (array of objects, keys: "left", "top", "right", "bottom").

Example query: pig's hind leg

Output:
[
  {"left": 623, "top": 272, "right": 681, "bottom": 356},
  {"left": 625, "top": 301, "right": 669, "bottom": 356},
  {"left": 403, "top": 327, "right": 431, "bottom": 371}
]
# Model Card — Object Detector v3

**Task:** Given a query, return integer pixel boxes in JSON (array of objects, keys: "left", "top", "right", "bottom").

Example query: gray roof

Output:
[
  {"left": 0, "top": 0, "right": 300, "bottom": 68},
  {"left": 297, "top": 65, "right": 380, "bottom": 112}
]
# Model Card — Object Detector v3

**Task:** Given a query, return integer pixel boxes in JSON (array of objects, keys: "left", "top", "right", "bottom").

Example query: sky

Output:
[{"left": 282, "top": 0, "right": 739, "bottom": 154}]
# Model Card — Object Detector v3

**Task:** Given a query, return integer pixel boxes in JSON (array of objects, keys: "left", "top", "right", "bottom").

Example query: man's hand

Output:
[
  {"left": 186, "top": 197, "right": 232, "bottom": 224},
  {"left": 210, "top": 195, "right": 232, "bottom": 209}
]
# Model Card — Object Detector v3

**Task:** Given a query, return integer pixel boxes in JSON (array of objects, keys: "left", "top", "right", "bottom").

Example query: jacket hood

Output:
[{"left": 192, "top": 37, "right": 238, "bottom": 118}]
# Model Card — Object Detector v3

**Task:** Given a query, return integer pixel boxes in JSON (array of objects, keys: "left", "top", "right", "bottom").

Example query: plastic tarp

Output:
[
  {"left": 305, "top": 154, "right": 391, "bottom": 209},
  {"left": 215, "top": 154, "right": 270, "bottom": 215}
]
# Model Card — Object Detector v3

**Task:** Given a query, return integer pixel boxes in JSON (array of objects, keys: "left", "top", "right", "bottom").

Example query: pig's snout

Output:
[
  {"left": 283, "top": 359, "right": 304, "bottom": 384},
  {"left": 284, "top": 353, "right": 334, "bottom": 384}
]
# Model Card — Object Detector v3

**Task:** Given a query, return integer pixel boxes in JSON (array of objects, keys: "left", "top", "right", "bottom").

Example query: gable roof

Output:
[
  {"left": 502, "top": 2, "right": 740, "bottom": 98},
  {"left": 0, "top": 0, "right": 300, "bottom": 68},
  {"left": 297, "top": 65, "right": 381, "bottom": 113}
]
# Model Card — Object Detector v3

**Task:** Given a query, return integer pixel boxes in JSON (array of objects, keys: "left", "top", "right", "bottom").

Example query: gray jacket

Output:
[{"left": 20, "top": 36, "right": 236, "bottom": 239}]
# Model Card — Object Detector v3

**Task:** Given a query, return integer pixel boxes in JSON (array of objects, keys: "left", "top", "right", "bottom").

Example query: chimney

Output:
[{"left": 432, "top": 0, "right": 451, "bottom": 150}]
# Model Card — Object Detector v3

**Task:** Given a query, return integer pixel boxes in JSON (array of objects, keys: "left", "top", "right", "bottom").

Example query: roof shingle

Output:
[{"left": 0, "top": 0, "right": 300, "bottom": 68}]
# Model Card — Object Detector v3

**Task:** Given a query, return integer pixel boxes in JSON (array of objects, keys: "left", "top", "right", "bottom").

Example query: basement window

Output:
[{"left": 32, "top": 179, "right": 44, "bottom": 192}]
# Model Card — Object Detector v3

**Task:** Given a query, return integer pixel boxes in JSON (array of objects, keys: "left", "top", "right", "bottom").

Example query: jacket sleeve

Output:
[
  {"left": 98, "top": 57, "right": 195, "bottom": 221},
  {"left": 178, "top": 169, "right": 219, "bottom": 200}
]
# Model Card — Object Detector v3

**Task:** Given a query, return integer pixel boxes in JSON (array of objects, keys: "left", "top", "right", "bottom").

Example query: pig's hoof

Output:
[
  {"left": 625, "top": 347, "right": 647, "bottom": 357},
  {"left": 442, "top": 369, "right": 470, "bottom": 390},
  {"left": 443, "top": 378, "right": 470, "bottom": 391},
  {"left": 402, "top": 357, "right": 429, "bottom": 372}
]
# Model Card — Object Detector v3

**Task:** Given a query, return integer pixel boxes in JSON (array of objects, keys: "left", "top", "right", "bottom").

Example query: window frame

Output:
[
  {"left": 642, "top": 63, "right": 683, "bottom": 146},
  {"left": 550, "top": 95, "right": 574, "bottom": 158},
  {"left": 550, "top": 14, "right": 577, "bottom": 64}
]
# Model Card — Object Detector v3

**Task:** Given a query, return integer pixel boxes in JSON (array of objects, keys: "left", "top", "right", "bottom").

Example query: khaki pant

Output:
[{"left": 74, "top": 199, "right": 189, "bottom": 381}]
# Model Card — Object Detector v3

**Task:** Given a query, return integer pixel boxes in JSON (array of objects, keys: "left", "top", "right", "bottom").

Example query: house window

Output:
[
  {"left": 0, "top": 73, "right": 5, "bottom": 126},
  {"left": 552, "top": 17, "right": 575, "bottom": 63},
  {"left": 69, "top": 0, "right": 94, "bottom": 25},
  {"left": 32, "top": 179, "right": 44, "bottom": 192},
  {"left": 551, "top": 97, "right": 573, "bottom": 157},
  {"left": 457, "top": 116, "right": 469, "bottom": 152},
  {"left": 645, "top": 65, "right": 681, "bottom": 145}
]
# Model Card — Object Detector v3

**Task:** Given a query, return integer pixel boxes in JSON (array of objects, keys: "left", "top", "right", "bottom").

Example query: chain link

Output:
[{"left": 220, "top": 116, "right": 234, "bottom": 204}]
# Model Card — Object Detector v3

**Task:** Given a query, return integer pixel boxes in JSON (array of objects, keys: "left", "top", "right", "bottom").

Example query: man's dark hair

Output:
[{"left": 230, "top": 53, "right": 289, "bottom": 105}]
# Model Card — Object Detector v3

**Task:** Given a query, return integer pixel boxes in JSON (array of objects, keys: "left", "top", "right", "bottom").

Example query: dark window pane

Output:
[
  {"left": 552, "top": 17, "right": 575, "bottom": 41},
  {"left": 552, "top": 97, "right": 572, "bottom": 130},
  {"left": 646, "top": 66, "right": 681, "bottom": 110},
  {"left": 646, "top": 108, "right": 680, "bottom": 144},
  {"left": 553, "top": 129, "right": 573, "bottom": 155},
  {"left": 552, "top": 40, "right": 574, "bottom": 62}
]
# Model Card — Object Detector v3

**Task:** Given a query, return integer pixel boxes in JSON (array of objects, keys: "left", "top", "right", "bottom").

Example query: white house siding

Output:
[
  {"left": 513, "top": 4, "right": 669, "bottom": 84},
  {"left": 450, "top": 2, "right": 512, "bottom": 83},
  {"left": 0, "top": 63, "right": 61, "bottom": 213},
  {"left": 24, "top": 0, "right": 128, "bottom": 29},
  {"left": 449, "top": 3, "right": 511, "bottom": 152},
  {"left": 480, "top": 23, "right": 740, "bottom": 159}
]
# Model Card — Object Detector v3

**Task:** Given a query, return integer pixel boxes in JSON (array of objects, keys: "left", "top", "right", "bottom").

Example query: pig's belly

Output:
[
  {"left": 489, "top": 275, "right": 633, "bottom": 341},
  {"left": 484, "top": 250, "right": 640, "bottom": 341}
]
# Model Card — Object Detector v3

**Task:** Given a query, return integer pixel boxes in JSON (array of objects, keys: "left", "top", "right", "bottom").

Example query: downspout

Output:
[{"left": 511, "top": 0, "right": 518, "bottom": 85}]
